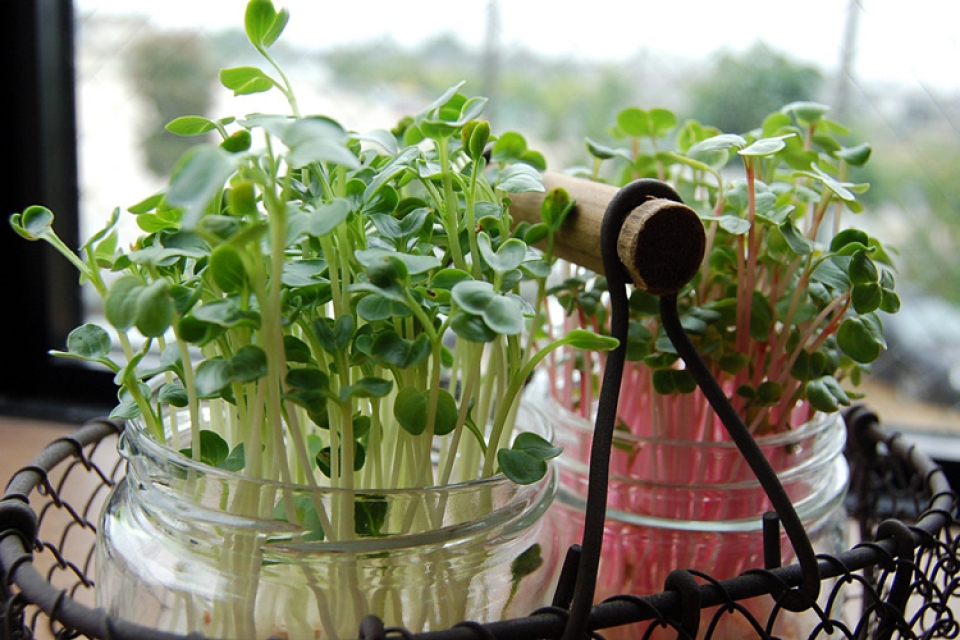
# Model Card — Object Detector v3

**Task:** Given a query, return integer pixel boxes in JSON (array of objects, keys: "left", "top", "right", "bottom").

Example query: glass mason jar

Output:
[
  {"left": 531, "top": 376, "right": 849, "bottom": 639},
  {"left": 96, "top": 403, "right": 561, "bottom": 640}
]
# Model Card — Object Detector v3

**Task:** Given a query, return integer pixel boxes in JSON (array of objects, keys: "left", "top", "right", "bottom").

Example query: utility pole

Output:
[
  {"left": 835, "top": 0, "right": 862, "bottom": 120},
  {"left": 481, "top": 0, "right": 501, "bottom": 125}
]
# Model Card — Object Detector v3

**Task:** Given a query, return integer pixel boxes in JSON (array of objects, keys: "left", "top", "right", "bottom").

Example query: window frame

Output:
[{"left": 1, "top": 0, "right": 115, "bottom": 421}]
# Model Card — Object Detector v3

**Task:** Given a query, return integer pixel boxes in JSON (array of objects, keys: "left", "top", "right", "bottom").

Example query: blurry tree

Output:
[
  {"left": 126, "top": 32, "right": 215, "bottom": 176},
  {"left": 890, "top": 133, "right": 960, "bottom": 303},
  {"left": 687, "top": 43, "right": 823, "bottom": 133},
  {"left": 324, "top": 34, "right": 471, "bottom": 99},
  {"left": 322, "top": 36, "right": 632, "bottom": 164}
]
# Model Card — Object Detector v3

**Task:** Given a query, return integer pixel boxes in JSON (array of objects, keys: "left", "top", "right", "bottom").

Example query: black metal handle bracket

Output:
[{"left": 558, "top": 178, "right": 821, "bottom": 640}]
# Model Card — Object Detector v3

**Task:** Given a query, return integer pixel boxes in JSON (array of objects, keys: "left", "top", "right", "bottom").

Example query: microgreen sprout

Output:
[
  {"left": 10, "top": 0, "right": 618, "bottom": 500},
  {"left": 549, "top": 102, "right": 898, "bottom": 436}
]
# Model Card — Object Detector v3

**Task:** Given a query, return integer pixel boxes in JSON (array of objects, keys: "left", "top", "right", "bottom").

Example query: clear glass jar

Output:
[
  {"left": 530, "top": 376, "right": 849, "bottom": 639},
  {"left": 96, "top": 403, "right": 560, "bottom": 640}
]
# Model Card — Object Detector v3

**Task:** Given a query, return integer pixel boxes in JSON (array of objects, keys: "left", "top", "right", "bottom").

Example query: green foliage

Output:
[
  {"left": 125, "top": 31, "right": 216, "bottom": 176},
  {"left": 321, "top": 35, "right": 632, "bottom": 150},
  {"left": 10, "top": 0, "right": 622, "bottom": 500},
  {"left": 559, "top": 99, "right": 897, "bottom": 433},
  {"left": 497, "top": 432, "right": 562, "bottom": 485},
  {"left": 879, "top": 134, "right": 960, "bottom": 305},
  {"left": 687, "top": 43, "right": 822, "bottom": 135}
]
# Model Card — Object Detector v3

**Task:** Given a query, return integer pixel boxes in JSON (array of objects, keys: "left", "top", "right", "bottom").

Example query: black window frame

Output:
[{"left": 1, "top": 0, "right": 115, "bottom": 421}]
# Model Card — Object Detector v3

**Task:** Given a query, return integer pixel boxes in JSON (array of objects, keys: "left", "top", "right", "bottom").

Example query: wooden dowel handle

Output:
[
  {"left": 510, "top": 172, "right": 617, "bottom": 276},
  {"left": 510, "top": 172, "right": 705, "bottom": 295}
]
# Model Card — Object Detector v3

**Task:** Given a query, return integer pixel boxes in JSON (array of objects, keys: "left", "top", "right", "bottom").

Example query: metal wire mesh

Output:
[{"left": 1, "top": 408, "right": 958, "bottom": 640}]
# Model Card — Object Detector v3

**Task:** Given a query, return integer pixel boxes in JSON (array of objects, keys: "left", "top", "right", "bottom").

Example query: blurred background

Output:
[
  {"left": 72, "top": 0, "right": 960, "bottom": 425},
  {"left": 5, "top": 1, "right": 960, "bottom": 443}
]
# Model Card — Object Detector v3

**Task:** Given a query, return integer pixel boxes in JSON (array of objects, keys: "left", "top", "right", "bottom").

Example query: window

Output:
[
  {"left": 8, "top": 1, "right": 960, "bottom": 455},
  {"left": 0, "top": 0, "right": 115, "bottom": 420}
]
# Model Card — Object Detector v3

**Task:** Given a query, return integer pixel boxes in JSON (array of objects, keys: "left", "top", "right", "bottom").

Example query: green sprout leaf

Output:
[
  {"left": 209, "top": 244, "right": 248, "bottom": 294},
  {"left": 104, "top": 276, "right": 144, "bottom": 331},
  {"left": 66, "top": 323, "right": 112, "bottom": 359},
  {"left": 585, "top": 137, "right": 630, "bottom": 162},
  {"left": 372, "top": 331, "right": 431, "bottom": 369},
  {"left": 478, "top": 234, "right": 526, "bottom": 274},
  {"left": 452, "top": 280, "right": 496, "bottom": 314},
  {"left": 283, "top": 336, "right": 313, "bottom": 364},
  {"left": 511, "top": 543, "right": 543, "bottom": 582},
  {"left": 849, "top": 250, "right": 879, "bottom": 285},
  {"left": 306, "top": 199, "right": 352, "bottom": 238},
  {"left": 219, "top": 66, "right": 276, "bottom": 96},
  {"left": 166, "top": 116, "right": 217, "bottom": 136},
  {"left": 157, "top": 382, "right": 189, "bottom": 408},
  {"left": 11, "top": 206, "right": 55, "bottom": 241},
  {"left": 561, "top": 329, "right": 619, "bottom": 352},
  {"left": 356, "top": 248, "right": 440, "bottom": 277},
  {"left": 837, "top": 315, "right": 884, "bottom": 363},
  {"left": 230, "top": 345, "right": 268, "bottom": 383},
  {"left": 497, "top": 448, "right": 546, "bottom": 485},
  {"left": 739, "top": 134, "right": 795, "bottom": 157},
  {"left": 805, "top": 376, "right": 850, "bottom": 413},
  {"left": 244, "top": 0, "right": 289, "bottom": 49},
  {"left": 451, "top": 280, "right": 524, "bottom": 336},
  {"left": 480, "top": 295, "right": 524, "bottom": 335},
  {"left": 778, "top": 221, "right": 814, "bottom": 255},
  {"left": 283, "top": 118, "right": 360, "bottom": 170},
  {"left": 339, "top": 377, "right": 393, "bottom": 402},
  {"left": 837, "top": 143, "right": 872, "bottom": 166},
  {"left": 353, "top": 495, "right": 387, "bottom": 536},
  {"left": 491, "top": 131, "right": 528, "bottom": 164},
  {"left": 782, "top": 101, "right": 830, "bottom": 125},
  {"left": 497, "top": 431, "right": 562, "bottom": 485},
  {"left": 219, "top": 444, "right": 247, "bottom": 472},
  {"left": 830, "top": 228, "right": 870, "bottom": 253},
  {"left": 796, "top": 164, "right": 857, "bottom": 202},
  {"left": 540, "top": 187, "right": 574, "bottom": 230},
  {"left": 179, "top": 430, "right": 231, "bottom": 467},
  {"left": 109, "top": 383, "right": 149, "bottom": 420},
  {"left": 192, "top": 299, "right": 261, "bottom": 329},
  {"left": 511, "top": 432, "right": 563, "bottom": 460},
  {"left": 617, "top": 107, "right": 651, "bottom": 137},
  {"left": 852, "top": 283, "right": 882, "bottom": 314},
  {"left": 450, "top": 311, "right": 497, "bottom": 343},
  {"left": 393, "top": 387, "right": 429, "bottom": 436},
  {"left": 690, "top": 133, "right": 747, "bottom": 154},
  {"left": 285, "top": 368, "right": 331, "bottom": 414},
  {"left": 432, "top": 389, "right": 459, "bottom": 436},
  {"left": 701, "top": 214, "right": 751, "bottom": 235},
  {"left": 496, "top": 164, "right": 544, "bottom": 193},
  {"left": 221, "top": 130, "right": 252, "bottom": 153},
  {"left": 880, "top": 288, "right": 902, "bottom": 314},
  {"left": 356, "top": 293, "right": 412, "bottom": 321},
  {"left": 195, "top": 358, "right": 234, "bottom": 397},
  {"left": 649, "top": 108, "right": 678, "bottom": 137},
  {"left": 167, "top": 146, "right": 239, "bottom": 229}
]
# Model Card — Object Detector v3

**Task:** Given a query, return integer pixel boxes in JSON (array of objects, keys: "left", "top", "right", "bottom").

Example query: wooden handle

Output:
[
  {"left": 511, "top": 172, "right": 705, "bottom": 295},
  {"left": 510, "top": 172, "right": 617, "bottom": 276}
]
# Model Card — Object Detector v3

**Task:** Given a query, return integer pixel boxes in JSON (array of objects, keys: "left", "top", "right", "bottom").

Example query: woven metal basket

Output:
[
  {"left": 3, "top": 178, "right": 958, "bottom": 639},
  {"left": 1, "top": 408, "right": 958, "bottom": 639}
]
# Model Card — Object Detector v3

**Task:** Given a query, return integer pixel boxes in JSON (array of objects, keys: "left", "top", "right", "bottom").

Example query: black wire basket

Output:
[
  {"left": 3, "top": 179, "right": 959, "bottom": 639},
  {"left": 1, "top": 408, "right": 958, "bottom": 640}
]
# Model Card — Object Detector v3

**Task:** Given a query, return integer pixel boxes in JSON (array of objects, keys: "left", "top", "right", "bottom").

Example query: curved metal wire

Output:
[
  {"left": 0, "top": 411, "right": 957, "bottom": 640},
  {"left": 2, "top": 180, "right": 959, "bottom": 639}
]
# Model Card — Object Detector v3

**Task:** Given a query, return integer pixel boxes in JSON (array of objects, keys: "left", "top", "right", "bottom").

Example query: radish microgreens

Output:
[{"left": 10, "top": 0, "right": 617, "bottom": 499}]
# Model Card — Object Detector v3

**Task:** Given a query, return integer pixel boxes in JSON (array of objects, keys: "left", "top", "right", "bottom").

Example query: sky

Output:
[{"left": 76, "top": 0, "right": 960, "bottom": 92}]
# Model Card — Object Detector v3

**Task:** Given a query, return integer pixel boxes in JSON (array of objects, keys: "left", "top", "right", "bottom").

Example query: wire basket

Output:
[
  {"left": 1, "top": 407, "right": 957, "bottom": 640},
  {"left": 3, "top": 180, "right": 959, "bottom": 639}
]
